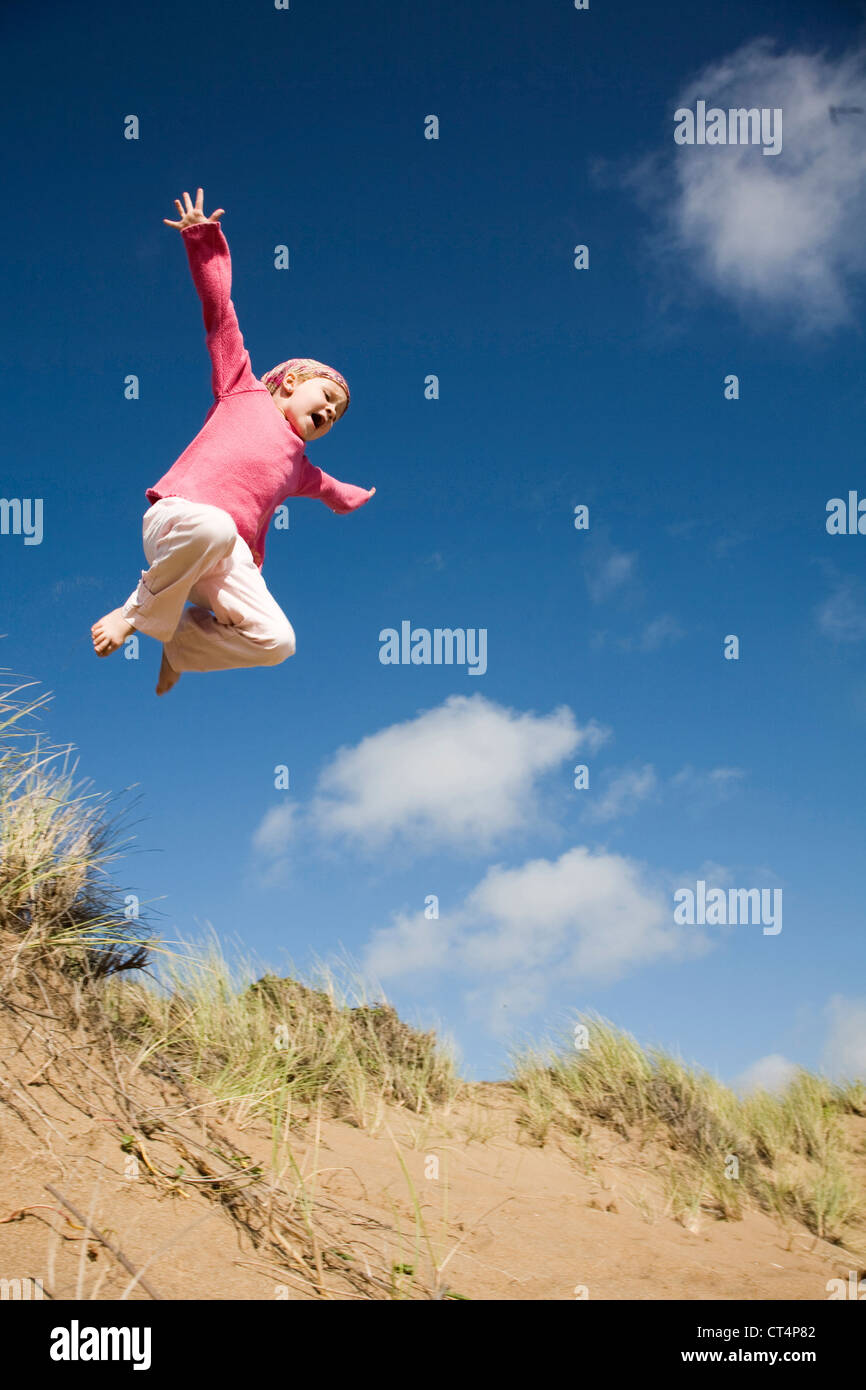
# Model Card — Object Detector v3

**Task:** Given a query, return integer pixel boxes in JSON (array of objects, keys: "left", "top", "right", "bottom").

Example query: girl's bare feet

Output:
[
  {"left": 156, "top": 648, "right": 181, "bottom": 696},
  {"left": 92, "top": 608, "right": 135, "bottom": 656}
]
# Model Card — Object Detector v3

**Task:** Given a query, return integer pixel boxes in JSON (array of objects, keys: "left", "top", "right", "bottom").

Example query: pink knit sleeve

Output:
[
  {"left": 250, "top": 464, "right": 373, "bottom": 569},
  {"left": 292, "top": 457, "right": 375, "bottom": 514},
  {"left": 181, "top": 221, "right": 258, "bottom": 399}
]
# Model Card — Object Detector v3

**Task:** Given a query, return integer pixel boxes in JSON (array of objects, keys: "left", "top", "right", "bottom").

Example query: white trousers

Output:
[{"left": 121, "top": 498, "right": 295, "bottom": 672}]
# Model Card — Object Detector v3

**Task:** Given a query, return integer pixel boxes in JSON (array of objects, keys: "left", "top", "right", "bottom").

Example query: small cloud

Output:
[
  {"left": 311, "top": 693, "right": 609, "bottom": 853},
  {"left": 815, "top": 582, "right": 866, "bottom": 642},
  {"left": 363, "top": 908, "right": 455, "bottom": 979},
  {"left": 635, "top": 614, "right": 684, "bottom": 652},
  {"left": 734, "top": 999, "right": 866, "bottom": 1092},
  {"left": 734, "top": 1053, "right": 800, "bottom": 1095},
  {"left": 587, "top": 549, "right": 636, "bottom": 603},
  {"left": 822, "top": 995, "right": 866, "bottom": 1080},
  {"left": 617, "top": 614, "right": 685, "bottom": 652},
  {"left": 630, "top": 38, "right": 866, "bottom": 333},
  {"left": 585, "top": 763, "right": 743, "bottom": 825},
  {"left": 252, "top": 803, "right": 298, "bottom": 856},
  {"left": 363, "top": 844, "right": 708, "bottom": 1001},
  {"left": 671, "top": 764, "right": 746, "bottom": 801},
  {"left": 709, "top": 767, "right": 743, "bottom": 787},
  {"left": 249, "top": 802, "right": 299, "bottom": 886},
  {"left": 585, "top": 764, "right": 658, "bottom": 823}
]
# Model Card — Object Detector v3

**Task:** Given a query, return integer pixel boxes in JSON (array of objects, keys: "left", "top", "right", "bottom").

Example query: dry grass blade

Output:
[{"left": 44, "top": 1184, "right": 164, "bottom": 1301}]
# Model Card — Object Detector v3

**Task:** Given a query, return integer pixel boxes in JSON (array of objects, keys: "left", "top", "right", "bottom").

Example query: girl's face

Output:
[{"left": 273, "top": 373, "right": 348, "bottom": 441}]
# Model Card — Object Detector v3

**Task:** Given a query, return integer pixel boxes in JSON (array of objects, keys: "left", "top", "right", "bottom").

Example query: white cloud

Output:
[
  {"left": 362, "top": 908, "right": 456, "bottom": 977},
  {"left": 815, "top": 581, "right": 866, "bottom": 642},
  {"left": 670, "top": 764, "right": 746, "bottom": 799},
  {"left": 310, "top": 693, "right": 609, "bottom": 851},
  {"left": 593, "top": 615, "right": 686, "bottom": 653},
  {"left": 733, "top": 1053, "right": 800, "bottom": 1095},
  {"left": 621, "top": 615, "right": 685, "bottom": 652},
  {"left": 639, "top": 39, "right": 866, "bottom": 331},
  {"left": 585, "top": 764, "right": 658, "bottom": 822},
  {"left": 587, "top": 549, "right": 636, "bottom": 603},
  {"left": 733, "top": 998, "right": 866, "bottom": 1092},
  {"left": 637, "top": 614, "right": 685, "bottom": 651},
  {"left": 705, "top": 767, "right": 744, "bottom": 790},
  {"left": 249, "top": 802, "right": 299, "bottom": 886},
  {"left": 363, "top": 845, "right": 707, "bottom": 1008},
  {"left": 583, "top": 763, "right": 744, "bottom": 825},
  {"left": 252, "top": 802, "right": 298, "bottom": 856},
  {"left": 822, "top": 995, "right": 866, "bottom": 1080}
]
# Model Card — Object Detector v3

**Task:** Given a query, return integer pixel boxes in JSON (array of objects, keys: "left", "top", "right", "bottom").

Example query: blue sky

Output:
[{"left": 2, "top": 0, "right": 866, "bottom": 1084}]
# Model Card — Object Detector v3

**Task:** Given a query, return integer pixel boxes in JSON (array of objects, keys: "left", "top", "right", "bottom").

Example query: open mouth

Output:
[{"left": 311, "top": 412, "right": 323, "bottom": 431}]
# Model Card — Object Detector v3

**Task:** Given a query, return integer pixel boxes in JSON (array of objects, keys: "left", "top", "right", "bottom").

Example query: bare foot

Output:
[
  {"left": 92, "top": 608, "right": 135, "bottom": 656},
  {"left": 156, "top": 647, "right": 181, "bottom": 696}
]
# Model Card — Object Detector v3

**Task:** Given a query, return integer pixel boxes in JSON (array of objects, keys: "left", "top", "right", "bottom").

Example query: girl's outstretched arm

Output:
[
  {"left": 164, "top": 188, "right": 256, "bottom": 400},
  {"left": 293, "top": 458, "right": 376, "bottom": 514},
  {"left": 250, "top": 472, "right": 376, "bottom": 569}
]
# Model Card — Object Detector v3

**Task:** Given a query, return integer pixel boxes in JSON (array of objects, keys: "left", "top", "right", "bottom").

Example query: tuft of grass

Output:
[
  {"left": 510, "top": 1012, "right": 865, "bottom": 1245},
  {"left": 646, "top": 1053, "right": 754, "bottom": 1167},
  {"left": 507, "top": 1044, "right": 570, "bottom": 1145},
  {"left": 0, "top": 676, "right": 151, "bottom": 985},
  {"left": 833, "top": 1079, "right": 866, "bottom": 1116},
  {"left": 102, "top": 942, "right": 460, "bottom": 1131}
]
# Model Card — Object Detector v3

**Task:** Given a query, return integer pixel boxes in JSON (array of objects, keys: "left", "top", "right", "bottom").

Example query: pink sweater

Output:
[{"left": 145, "top": 220, "right": 372, "bottom": 569}]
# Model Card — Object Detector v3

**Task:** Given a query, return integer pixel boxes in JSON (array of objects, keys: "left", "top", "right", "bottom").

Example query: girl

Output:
[{"left": 91, "top": 188, "right": 375, "bottom": 695}]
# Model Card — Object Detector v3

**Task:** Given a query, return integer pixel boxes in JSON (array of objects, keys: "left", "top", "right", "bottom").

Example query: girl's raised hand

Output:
[{"left": 163, "top": 187, "right": 225, "bottom": 231}]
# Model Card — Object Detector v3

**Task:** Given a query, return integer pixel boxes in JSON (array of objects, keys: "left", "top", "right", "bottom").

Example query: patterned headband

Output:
[{"left": 261, "top": 357, "right": 350, "bottom": 408}]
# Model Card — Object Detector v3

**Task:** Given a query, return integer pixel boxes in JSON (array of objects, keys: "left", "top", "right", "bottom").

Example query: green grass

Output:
[
  {"left": 101, "top": 943, "right": 460, "bottom": 1128},
  {"left": 0, "top": 675, "right": 151, "bottom": 984},
  {"left": 509, "top": 1014, "right": 865, "bottom": 1245}
]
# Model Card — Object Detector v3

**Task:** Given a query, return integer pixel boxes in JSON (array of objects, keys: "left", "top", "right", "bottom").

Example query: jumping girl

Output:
[{"left": 91, "top": 188, "right": 375, "bottom": 695}]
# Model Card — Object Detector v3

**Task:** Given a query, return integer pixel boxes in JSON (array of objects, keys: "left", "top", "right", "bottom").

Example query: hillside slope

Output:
[{"left": 1, "top": 962, "right": 863, "bottom": 1301}]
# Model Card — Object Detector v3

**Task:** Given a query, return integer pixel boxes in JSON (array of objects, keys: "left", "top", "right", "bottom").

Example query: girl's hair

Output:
[{"left": 261, "top": 357, "right": 350, "bottom": 409}]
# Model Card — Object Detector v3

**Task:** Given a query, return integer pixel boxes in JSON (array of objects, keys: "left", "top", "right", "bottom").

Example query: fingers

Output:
[
  {"left": 165, "top": 190, "right": 223, "bottom": 227},
  {"left": 164, "top": 188, "right": 224, "bottom": 231}
]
